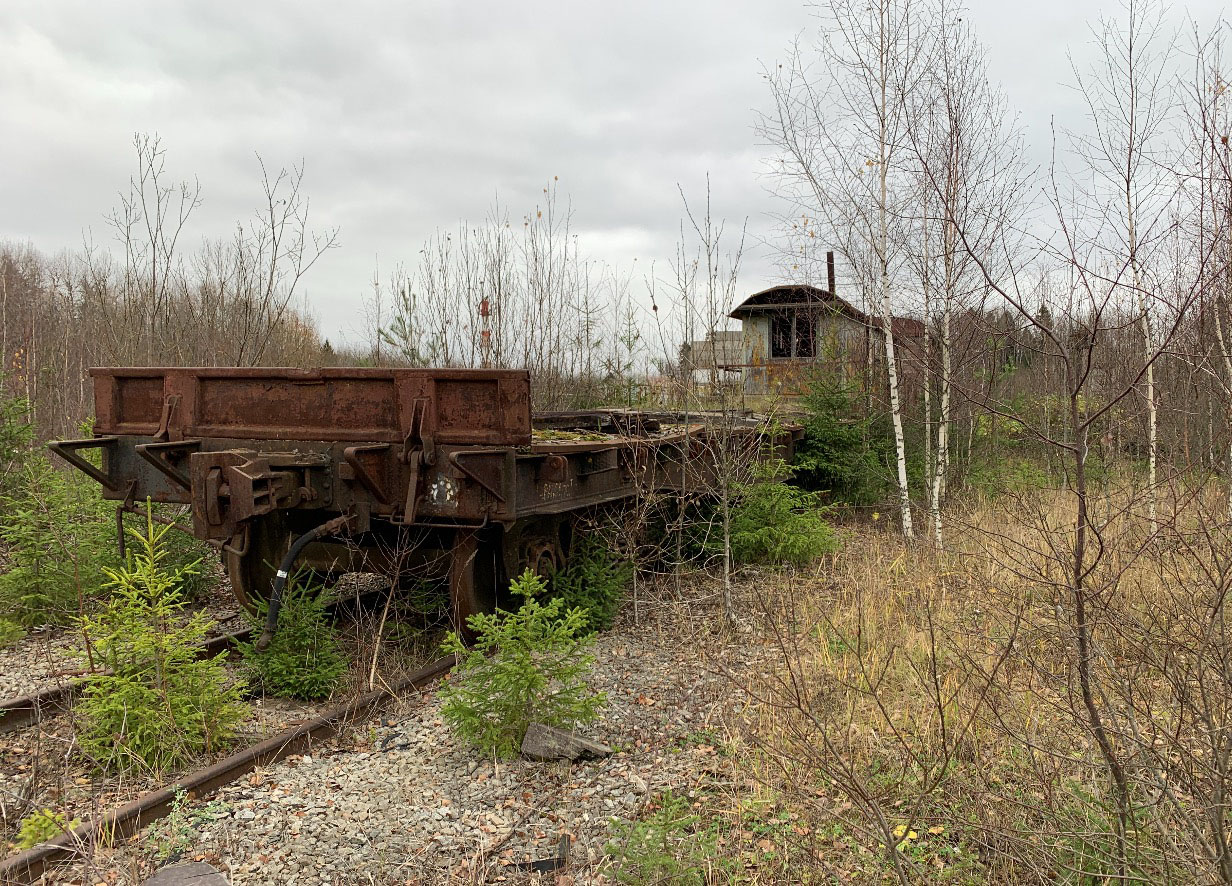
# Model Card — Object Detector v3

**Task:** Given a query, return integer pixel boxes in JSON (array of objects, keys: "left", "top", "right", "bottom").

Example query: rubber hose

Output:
[{"left": 254, "top": 517, "right": 346, "bottom": 652}]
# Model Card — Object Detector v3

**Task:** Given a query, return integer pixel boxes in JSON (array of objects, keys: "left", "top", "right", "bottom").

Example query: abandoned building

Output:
[
  {"left": 675, "top": 252, "right": 926, "bottom": 397},
  {"left": 725, "top": 254, "right": 927, "bottom": 397},
  {"left": 728, "top": 283, "right": 925, "bottom": 394}
]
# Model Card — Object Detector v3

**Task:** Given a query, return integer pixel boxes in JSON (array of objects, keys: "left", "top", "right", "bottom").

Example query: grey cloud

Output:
[{"left": 4, "top": 0, "right": 1225, "bottom": 340}]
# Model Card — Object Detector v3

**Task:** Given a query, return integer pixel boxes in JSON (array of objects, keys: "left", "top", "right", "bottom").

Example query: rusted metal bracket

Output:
[
  {"left": 47, "top": 436, "right": 120, "bottom": 491},
  {"left": 222, "top": 524, "right": 250, "bottom": 558},
  {"left": 393, "top": 397, "right": 434, "bottom": 523},
  {"left": 340, "top": 443, "right": 392, "bottom": 504},
  {"left": 449, "top": 449, "right": 510, "bottom": 502},
  {"left": 152, "top": 394, "right": 182, "bottom": 442},
  {"left": 134, "top": 439, "right": 200, "bottom": 491},
  {"left": 402, "top": 450, "right": 423, "bottom": 523},
  {"left": 401, "top": 397, "right": 434, "bottom": 465}
]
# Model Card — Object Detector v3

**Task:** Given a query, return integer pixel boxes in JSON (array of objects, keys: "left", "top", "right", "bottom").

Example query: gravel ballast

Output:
[{"left": 48, "top": 627, "right": 750, "bottom": 885}]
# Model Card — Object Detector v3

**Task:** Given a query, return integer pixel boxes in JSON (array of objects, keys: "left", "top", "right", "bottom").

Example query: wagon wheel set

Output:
[{"left": 223, "top": 511, "right": 575, "bottom": 630}]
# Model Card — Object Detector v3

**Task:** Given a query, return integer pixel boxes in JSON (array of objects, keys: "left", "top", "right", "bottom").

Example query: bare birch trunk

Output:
[
  {"left": 932, "top": 175, "right": 957, "bottom": 547},
  {"left": 879, "top": 43, "right": 913, "bottom": 539},
  {"left": 1130, "top": 218, "right": 1158, "bottom": 535}
]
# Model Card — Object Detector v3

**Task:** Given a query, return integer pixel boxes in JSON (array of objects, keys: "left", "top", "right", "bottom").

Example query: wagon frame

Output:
[{"left": 51, "top": 367, "right": 798, "bottom": 642}]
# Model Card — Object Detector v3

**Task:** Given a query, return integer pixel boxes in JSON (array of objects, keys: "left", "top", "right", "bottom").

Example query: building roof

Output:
[
  {"left": 729, "top": 284, "right": 861, "bottom": 319},
  {"left": 730, "top": 283, "right": 924, "bottom": 339}
]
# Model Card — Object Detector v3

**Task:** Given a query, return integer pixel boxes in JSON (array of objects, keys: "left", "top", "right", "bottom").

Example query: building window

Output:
[
  {"left": 770, "top": 312, "right": 816, "bottom": 359},
  {"left": 771, "top": 314, "right": 792, "bottom": 358},
  {"left": 796, "top": 312, "right": 816, "bottom": 358}
]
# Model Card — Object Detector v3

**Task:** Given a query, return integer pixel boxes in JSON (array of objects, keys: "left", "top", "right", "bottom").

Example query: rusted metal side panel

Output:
[{"left": 90, "top": 368, "right": 532, "bottom": 446}]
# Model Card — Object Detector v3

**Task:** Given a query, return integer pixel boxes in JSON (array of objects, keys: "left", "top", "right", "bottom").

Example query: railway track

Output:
[
  {"left": 0, "top": 627, "right": 254, "bottom": 736},
  {"left": 0, "top": 584, "right": 393, "bottom": 737},
  {"left": 0, "top": 653, "right": 455, "bottom": 884}
]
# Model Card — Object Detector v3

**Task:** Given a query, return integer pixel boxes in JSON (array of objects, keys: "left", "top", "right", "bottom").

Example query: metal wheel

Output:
[
  {"left": 223, "top": 513, "right": 348, "bottom": 613},
  {"left": 448, "top": 527, "right": 505, "bottom": 636},
  {"left": 224, "top": 515, "right": 289, "bottom": 613},
  {"left": 503, "top": 516, "right": 571, "bottom": 589},
  {"left": 523, "top": 538, "right": 561, "bottom": 584}
]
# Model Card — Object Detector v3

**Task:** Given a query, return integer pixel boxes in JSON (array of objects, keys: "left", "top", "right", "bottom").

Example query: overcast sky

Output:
[{"left": 1, "top": 1, "right": 1226, "bottom": 345}]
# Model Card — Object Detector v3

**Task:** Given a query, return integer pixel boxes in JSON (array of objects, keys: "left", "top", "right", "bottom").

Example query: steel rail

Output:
[
  {"left": 0, "top": 627, "right": 253, "bottom": 737},
  {"left": 0, "top": 653, "right": 455, "bottom": 884},
  {"left": 0, "top": 583, "right": 393, "bottom": 737}
]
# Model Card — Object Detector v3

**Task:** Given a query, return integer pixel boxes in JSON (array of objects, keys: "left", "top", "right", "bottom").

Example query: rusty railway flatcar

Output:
[{"left": 50, "top": 367, "right": 797, "bottom": 644}]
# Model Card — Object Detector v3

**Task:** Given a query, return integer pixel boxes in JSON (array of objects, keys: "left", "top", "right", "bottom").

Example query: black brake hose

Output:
[{"left": 255, "top": 515, "right": 349, "bottom": 651}]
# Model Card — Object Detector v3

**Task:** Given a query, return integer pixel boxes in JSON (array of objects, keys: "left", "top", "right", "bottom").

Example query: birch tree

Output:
[
  {"left": 907, "top": 2, "right": 1029, "bottom": 548},
  {"left": 1070, "top": 0, "right": 1177, "bottom": 534},
  {"left": 760, "top": 0, "right": 930, "bottom": 538},
  {"left": 1187, "top": 24, "right": 1232, "bottom": 520}
]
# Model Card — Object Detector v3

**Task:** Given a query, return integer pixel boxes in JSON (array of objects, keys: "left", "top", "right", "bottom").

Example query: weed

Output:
[
  {"left": 147, "top": 790, "right": 229, "bottom": 863},
  {"left": 15, "top": 808, "right": 79, "bottom": 850},
  {"left": 440, "top": 569, "right": 605, "bottom": 759},
  {"left": 1053, "top": 781, "right": 1164, "bottom": 885},
  {"left": 605, "top": 791, "right": 733, "bottom": 885}
]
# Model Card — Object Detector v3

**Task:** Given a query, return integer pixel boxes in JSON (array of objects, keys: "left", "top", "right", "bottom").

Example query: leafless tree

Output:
[
  {"left": 1068, "top": 0, "right": 1178, "bottom": 533},
  {"left": 760, "top": 0, "right": 936, "bottom": 539},
  {"left": 906, "top": 0, "right": 1031, "bottom": 547}
]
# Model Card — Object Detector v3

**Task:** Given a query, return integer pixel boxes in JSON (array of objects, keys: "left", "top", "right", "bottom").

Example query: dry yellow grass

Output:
[{"left": 717, "top": 482, "right": 1232, "bottom": 885}]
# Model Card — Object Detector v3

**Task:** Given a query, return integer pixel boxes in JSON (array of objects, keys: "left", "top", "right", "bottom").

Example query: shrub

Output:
[
  {"left": 0, "top": 618, "right": 23, "bottom": 647},
  {"left": 793, "top": 380, "right": 893, "bottom": 505},
  {"left": 550, "top": 534, "right": 632, "bottom": 633},
  {"left": 237, "top": 576, "right": 348, "bottom": 701},
  {"left": 726, "top": 461, "right": 840, "bottom": 567},
  {"left": 605, "top": 792, "right": 732, "bottom": 885},
  {"left": 15, "top": 808, "right": 79, "bottom": 850},
  {"left": 440, "top": 569, "right": 605, "bottom": 759},
  {"left": 963, "top": 454, "right": 1055, "bottom": 498},
  {"left": 75, "top": 509, "right": 245, "bottom": 774},
  {"left": 0, "top": 454, "right": 119, "bottom": 627},
  {"left": 0, "top": 391, "right": 33, "bottom": 499}
]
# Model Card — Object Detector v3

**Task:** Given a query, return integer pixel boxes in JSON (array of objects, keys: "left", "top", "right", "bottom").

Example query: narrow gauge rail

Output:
[
  {"left": 0, "top": 654, "right": 456, "bottom": 884},
  {"left": 51, "top": 367, "right": 798, "bottom": 642},
  {"left": 0, "top": 627, "right": 253, "bottom": 736},
  {"left": 0, "top": 582, "right": 392, "bottom": 736}
]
